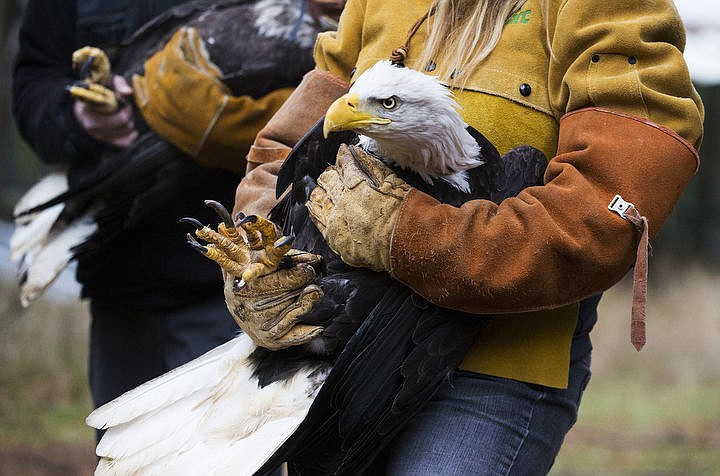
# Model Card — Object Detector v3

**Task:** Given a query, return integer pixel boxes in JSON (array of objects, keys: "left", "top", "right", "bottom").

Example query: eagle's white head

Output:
[{"left": 323, "top": 60, "right": 482, "bottom": 192}]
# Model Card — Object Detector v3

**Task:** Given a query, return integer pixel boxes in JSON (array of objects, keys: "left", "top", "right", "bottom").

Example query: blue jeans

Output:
[{"left": 382, "top": 345, "right": 592, "bottom": 475}]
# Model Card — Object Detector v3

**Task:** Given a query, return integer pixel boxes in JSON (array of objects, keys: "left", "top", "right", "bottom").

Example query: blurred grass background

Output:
[{"left": 1, "top": 264, "right": 718, "bottom": 474}]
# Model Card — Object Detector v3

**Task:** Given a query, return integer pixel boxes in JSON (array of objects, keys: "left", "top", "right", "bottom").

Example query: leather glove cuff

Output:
[
  {"left": 389, "top": 107, "right": 699, "bottom": 314},
  {"left": 246, "top": 69, "right": 349, "bottom": 172}
]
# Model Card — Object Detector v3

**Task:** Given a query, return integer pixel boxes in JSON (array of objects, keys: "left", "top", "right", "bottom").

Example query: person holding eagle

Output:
[
  {"left": 11, "top": 0, "right": 345, "bottom": 438},
  {"left": 206, "top": 0, "right": 703, "bottom": 473}
]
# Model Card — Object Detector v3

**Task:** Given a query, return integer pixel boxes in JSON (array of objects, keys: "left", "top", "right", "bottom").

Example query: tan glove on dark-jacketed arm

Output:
[{"left": 133, "top": 27, "right": 293, "bottom": 174}]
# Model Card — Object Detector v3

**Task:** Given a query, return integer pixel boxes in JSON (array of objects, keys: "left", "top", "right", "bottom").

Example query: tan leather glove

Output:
[
  {"left": 188, "top": 207, "right": 324, "bottom": 350},
  {"left": 306, "top": 144, "right": 411, "bottom": 272},
  {"left": 223, "top": 252, "right": 324, "bottom": 350},
  {"left": 132, "top": 27, "right": 292, "bottom": 173}
]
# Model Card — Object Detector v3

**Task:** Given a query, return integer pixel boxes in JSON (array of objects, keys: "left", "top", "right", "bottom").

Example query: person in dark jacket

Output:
[{"left": 11, "top": 0, "right": 337, "bottom": 425}]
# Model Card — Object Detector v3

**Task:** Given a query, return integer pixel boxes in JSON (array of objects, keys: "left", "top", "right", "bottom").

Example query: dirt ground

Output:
[{"left": 0, "top": 442, "right": 95, "bottom": 476}]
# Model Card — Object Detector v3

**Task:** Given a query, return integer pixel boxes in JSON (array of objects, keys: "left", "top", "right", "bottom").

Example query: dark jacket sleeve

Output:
[{"left": 12, "top": 0, "right": 101, "bottom": 165}]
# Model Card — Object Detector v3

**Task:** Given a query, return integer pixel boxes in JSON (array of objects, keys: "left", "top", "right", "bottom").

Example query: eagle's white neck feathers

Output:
[{"left": 350, "top": 61, "right": 482, "bottom": 192}]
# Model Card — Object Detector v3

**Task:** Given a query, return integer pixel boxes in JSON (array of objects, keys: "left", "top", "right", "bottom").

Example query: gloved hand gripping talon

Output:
[{"left": 182, "top": 200, "right": 325, "bottom": 350}]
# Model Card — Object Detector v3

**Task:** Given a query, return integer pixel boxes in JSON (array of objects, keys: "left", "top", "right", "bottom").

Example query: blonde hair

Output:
[{"left": 418, "top": 0, "right": 530, "bottom": 87}]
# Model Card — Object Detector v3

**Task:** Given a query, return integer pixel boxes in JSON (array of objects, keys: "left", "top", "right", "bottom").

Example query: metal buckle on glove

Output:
[{"left": 608, "top": 194, "right": 634, "bottom": 219}]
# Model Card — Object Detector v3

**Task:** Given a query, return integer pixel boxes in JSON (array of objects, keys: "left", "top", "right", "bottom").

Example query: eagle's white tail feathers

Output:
[
  {"left": 10, "top": 172, "right": 92, "bottom": 306},
  {"left": 89, "top": 333, "right": 328, "bottom": 475},
  {"left": 12, "top": 172, "right": 68, "bottom": 217},
  {"left": 17, "top": 213, "right": 96, "bottom": 307},
  {"left": 10, "top": 202, "right": 64, "bottom": 261},
  {"left": 87, "top": 335, "right": 255, "bottom": 429}
]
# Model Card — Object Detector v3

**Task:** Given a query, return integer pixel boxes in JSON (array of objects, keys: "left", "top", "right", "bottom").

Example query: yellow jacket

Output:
[{"left": 311, "top": 0, "right": 703, "bottom": 388}]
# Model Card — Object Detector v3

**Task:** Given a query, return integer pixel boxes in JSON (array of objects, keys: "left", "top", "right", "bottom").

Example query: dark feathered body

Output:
[
  {"left": 255, "top": 118, "right": 548, "bottom": 475},
  {"left": 74, "top": 0, "right": 325, "bottom": 258},
  {"left": 111, "top": 0, "right": 321, "bottom": 98}
]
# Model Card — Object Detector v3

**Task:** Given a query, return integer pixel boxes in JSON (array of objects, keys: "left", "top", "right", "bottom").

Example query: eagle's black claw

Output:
[
  {"left": 274, "top": 235, "right": 295, "bottom": 249},
  {"left": 76, "top": 55, "right": 96, "bottom": 79},
  {"left": 234, "top": 211, "right": 245, "bottom": 224},
  {"left": 238, "top": 214, "right": 258, "bottom": 226},
  {"left": 179, "top": 217, "right": 205, "bottom": 229},
  {"left": 187, "top": 238, "right": 209, "bottom": 255},
  {"left": 204, "top": 200, "right": 235, "bottom": 228}
]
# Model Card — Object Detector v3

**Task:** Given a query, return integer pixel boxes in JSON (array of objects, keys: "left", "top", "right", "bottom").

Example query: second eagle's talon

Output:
[{"left": 76, "top": 56, "right": 96, "bottom": 80}]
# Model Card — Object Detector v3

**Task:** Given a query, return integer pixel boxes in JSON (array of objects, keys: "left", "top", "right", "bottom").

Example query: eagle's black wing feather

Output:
[
  {"left": 491, "top": 145, "right": 547, "bottom": 201},
  {"left": 275, "top": 117, "right": 358, "bottom": 204},
  {"left": 257, "top": 121, "right": 548, "bottom": 474}
]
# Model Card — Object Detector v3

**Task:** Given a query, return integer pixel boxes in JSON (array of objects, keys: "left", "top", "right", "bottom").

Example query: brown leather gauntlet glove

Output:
[
  {"left": 310, "top": 108, "right": 699, "bottom": 312},
  {"left": 234, "top": 69, "right": 349, "bottom": 218},
  {"left": 388, "top": 108, "right": 699, "bottom": 314},
  {"left": 132, "top": 27, "right": 292, "bottom": 173}
]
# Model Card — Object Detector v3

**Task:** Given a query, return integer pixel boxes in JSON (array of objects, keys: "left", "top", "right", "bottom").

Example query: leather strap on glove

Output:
[
  {"left": 233, "top": 68, "right": 349, "bottom": 218},
  {"left": 132, "top": 27, "right": 292, "bottom": 173},
  {"left": 307, "top": 144, "right": 411, "bottom": 272}
]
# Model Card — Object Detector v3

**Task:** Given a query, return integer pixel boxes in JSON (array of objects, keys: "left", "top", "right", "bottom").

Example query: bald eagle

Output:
[{"left": 87, "top": 60, "right": 548, "bottom": 475}]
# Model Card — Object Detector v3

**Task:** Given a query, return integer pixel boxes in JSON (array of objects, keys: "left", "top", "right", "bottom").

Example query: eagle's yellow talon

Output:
[
  {"left": 217, "top": 222, "right": 242, "bottom": 242},
  {"left": 186, "top": 203, "right": 301, "bottom": 284},
  {"left": 239, "top": 215, "right": 279, "bottom": 251},
  {"left": 68, "top": 83, "right": 118, "bottom": 112},
  {"left": 72, "top": 46, "right": 111, "bottom": 85},
  {"left": 205, "top": 245, "right": 246, "bottom": 277},
  {"left": 69, "top": 46, "right": 117, "bottom": 112},
  {"left": 241, "top": 262, "right": 275, "bottom": 283},
  {"left": 195, "top": 226, "right": 249, "bottom": 264}
]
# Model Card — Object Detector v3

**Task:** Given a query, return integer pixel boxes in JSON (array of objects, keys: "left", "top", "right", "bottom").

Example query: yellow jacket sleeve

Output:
[{"left": 547, "top": 0, "right": 704, "bottom": 146}]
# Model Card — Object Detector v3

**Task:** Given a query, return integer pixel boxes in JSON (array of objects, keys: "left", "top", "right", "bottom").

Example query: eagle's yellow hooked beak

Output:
[{"left": 323, "top": 92, "right": 391, "bottom": 138}]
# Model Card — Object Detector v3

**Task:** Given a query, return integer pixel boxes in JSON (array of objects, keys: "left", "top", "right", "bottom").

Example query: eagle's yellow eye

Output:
[{"left": 381, "top": 97, "right": 397, "bottom": 110}]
